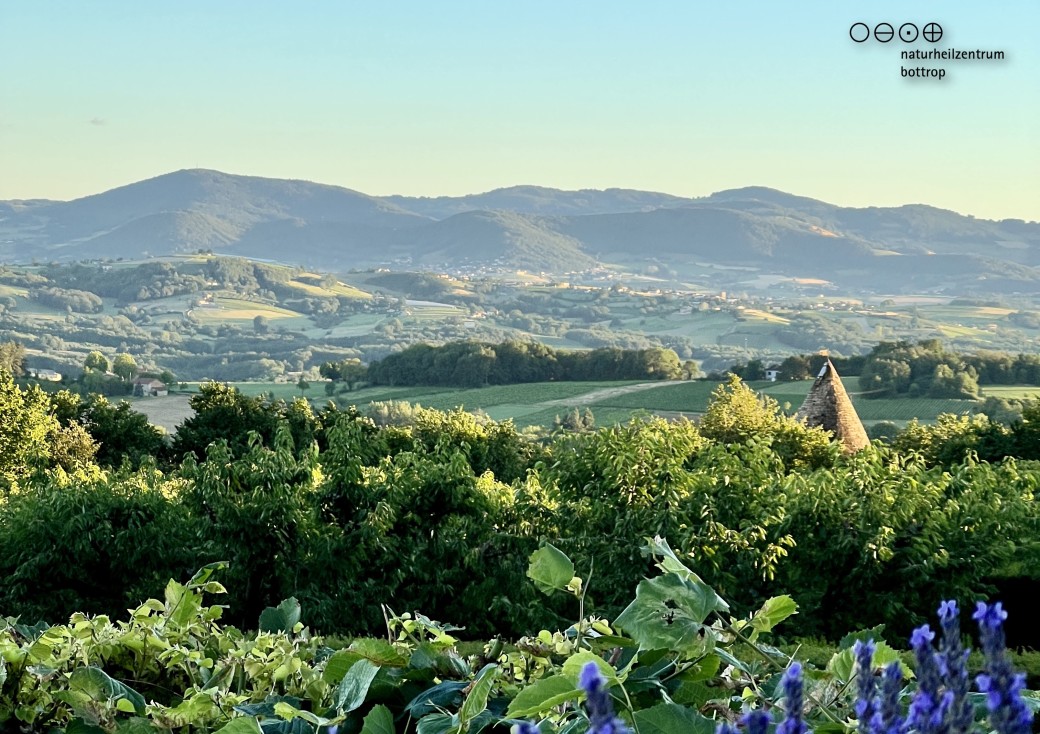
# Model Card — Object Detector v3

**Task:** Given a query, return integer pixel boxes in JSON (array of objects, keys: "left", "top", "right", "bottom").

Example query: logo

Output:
[{"left": 850, "top": 22, "right": 943, "bottom": 44}]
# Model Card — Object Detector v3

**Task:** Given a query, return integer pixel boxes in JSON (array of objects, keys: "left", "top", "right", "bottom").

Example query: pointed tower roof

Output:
[{"left": 795, "top": 360, "right": 870, "bottom": 453}]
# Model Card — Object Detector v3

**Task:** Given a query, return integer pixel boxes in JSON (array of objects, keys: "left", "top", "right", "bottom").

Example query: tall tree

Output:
[
  {"left": 112, "top": 353, "right": 137, "bottom": 381},
  {"left": 84, "top": 350, "right": 109, "bottom": 373},
  {"left": 339, "top": 360, "right": 367, "bottom": 391},
  {"left": 0, "top": 342, "right": 25, "bottom": 377},
  {"left": 0, "top": 369, "right": 58, "bottom": 484}
]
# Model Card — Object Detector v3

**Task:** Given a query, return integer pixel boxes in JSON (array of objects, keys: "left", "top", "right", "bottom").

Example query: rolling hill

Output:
[{"left": 1, "top": 170, "right": 1038, "bottom": 293}]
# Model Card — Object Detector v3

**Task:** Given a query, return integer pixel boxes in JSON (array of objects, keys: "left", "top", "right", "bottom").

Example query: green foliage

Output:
[
  {"left": 889, "top": 410, "right": 1040, "bottom": 466},
  {"left": 33, "top": 285, "right": 104, "bottom": 313},
  {"left": 0, "top": 467, "right": 201, "bottom": 622},
  {"left": 54, "top": 393, "right": 167, "bottom": 469},
  {"left": 111, "top": 353, "right": 137, "bottom": 381},
  {"left": 0, "top": 341, "right": 25, "bottom": 376},
  {"left": 368, "top": 341, "right": 683, "bottom": 387},
  {"left": 0, "top": 368, "right": 58, "bottom": 485},
  {"left": 527, "top": 544, "right": 579, "bottom": 596},
  {"left": 172, "top": 382, "right": 319, "bottom": 461},
  {"left": 312, "top": 429, "right": 524, "bottom": 635},
  {"left": 860, "top": 340, "right": 980, "bottom": 398},
  {"left": 0, "top": 527, "right": 1038, "bottom": 734},
  {"left": 698, "top": 375, "right": 836, "bottom": 470},
  {"left": 321, "top": 358, "right": 367, "bottom": 390},
  {"left": 179, "top": 428, "right": 326, "bottom": 628},
  {"left": 773, "top": 448, "right": 1040, "bottom": 637},
  {"left": 2, "top": 375, "right": 1040, "bottom": 648},
  {"left": 84, "top": 351, "right": 109, "bottom": 373}
]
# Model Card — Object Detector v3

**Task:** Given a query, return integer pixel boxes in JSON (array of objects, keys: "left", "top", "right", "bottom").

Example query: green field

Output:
[
  {"left": 849, "top": 398, "right": 975, "bottom": 422},
  {"left": 980, "top": 385, "right": 1040, "bottom": 400},
  {"left": 338, "top": 378, "right": 981, "bottom": 428},
  {"left": 193, "top": 297, "right": 301, "bottom": 322},
  {"left": 286, "top": 276, "right": 372, "bottom": 300},
  {"left": 171, "top": 376, "right": 993, "bottom": 432},
  {"left": 339, "top": 381, "right": 641, "bottom": 413},
  {"left": 319, "top": 313, "right": 387, "bottom": 338},
  {"left": 588, "top": 381, "right": 719, "bottom": 411}
]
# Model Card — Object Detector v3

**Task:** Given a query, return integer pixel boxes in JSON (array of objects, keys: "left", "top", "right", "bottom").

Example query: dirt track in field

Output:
[
  {"left": 536, "top": 381, "right": 674, "bottom": 407},
  {"left": 131, "top": 381, "right": 676, "bottom": 434}
]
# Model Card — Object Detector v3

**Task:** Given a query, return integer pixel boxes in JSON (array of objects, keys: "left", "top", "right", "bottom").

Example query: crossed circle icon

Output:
[{"left": 923, "top": 23, "right": 943, "bottom": 43}]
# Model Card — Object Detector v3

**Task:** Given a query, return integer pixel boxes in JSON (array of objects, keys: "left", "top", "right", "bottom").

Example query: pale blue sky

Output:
[{"left": 2, "top": 1, "right": 1037, "bottom": 220}]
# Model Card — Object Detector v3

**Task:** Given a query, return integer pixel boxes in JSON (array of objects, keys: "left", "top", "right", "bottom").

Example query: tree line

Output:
[
  {"left": 859, "top": 339, "right": 1040, "bottom": 398},
  {"left": 366, "top": 340, "right": 692, "bottom": 387}
]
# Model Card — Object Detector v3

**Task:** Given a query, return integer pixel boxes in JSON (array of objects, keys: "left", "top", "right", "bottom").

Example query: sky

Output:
[{"left": 2, "top": 1, "right": 1038, "bottom": 220}]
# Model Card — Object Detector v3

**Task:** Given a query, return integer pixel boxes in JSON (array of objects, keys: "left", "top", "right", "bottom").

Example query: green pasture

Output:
[
  {"left": 342, "top": 381, "right": 641, "bottom": 413},
  {"left": 919, "top": 305, "right": 1015, "bottom": 320},
  {"left": 316, "top": 313, "right": 387, "bottom": 338},
  {"left": 180, "top": 376, "right": 993, "bottom": 431},
  {"left": 9, "top": 298, "right": 72, "bottom": 321},
  {"left": 589, "top": 381, "right": 718, "bottom": 412},
  {"left": 130, "top": 294, "right": 195, "bottom": 312},
  {"left": 284, "top": 277, "right": 372, "bottom": 300},
  {"left": 848, "top": 398, "right": 975, "bottom": 422},
  {"left": 635, "top": 311, "right": 738, "bottom": 341},
  {"left": 192, "top": 297, "right": 304, "bottom": 324},
  {"left": 935, "top": 324, "right": 995, "bottom": 340},
  {"left": 401, "top": 304, "right": 464, "bottom": 321},
  {"left": 0, "top": 284, "right": 28, "bottom": 298},
  {"left": 981, "top": 385, "right": 1040, "bottom": 400},
  {"left": 210, "top": 381, "right": 312, "bottom": 400}
]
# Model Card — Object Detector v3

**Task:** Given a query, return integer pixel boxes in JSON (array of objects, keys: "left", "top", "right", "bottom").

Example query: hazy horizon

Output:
[
  {"left": 2, "top": 1, "right": 1037, "bottom": 220},
  {"left": 5, "top": 166, "right": 1038, "bottom": 224}
]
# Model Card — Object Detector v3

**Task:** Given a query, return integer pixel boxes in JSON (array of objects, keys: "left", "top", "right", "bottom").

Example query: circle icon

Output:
[
  {"left": 850, "top": 22, "right": 870, "bottom": 42},
  {"left": 923, "top": 22, "right": 943, "bottom": 43},
  {"left": 899, "top": 23, "right": 919, "bottom": 42},
  {"left": 874, "top": 23, "right": 894, "bottom": 42}
]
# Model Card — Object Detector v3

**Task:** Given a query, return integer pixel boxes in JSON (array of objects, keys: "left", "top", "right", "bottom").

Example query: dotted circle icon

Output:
[{"left": 899, "top": 23, "right": 919, "bottom": 42}]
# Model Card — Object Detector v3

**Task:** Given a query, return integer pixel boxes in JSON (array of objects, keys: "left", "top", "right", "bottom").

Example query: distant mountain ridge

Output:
[{"left": 1, "top": 169, "right": 1037, "bottom": 293}]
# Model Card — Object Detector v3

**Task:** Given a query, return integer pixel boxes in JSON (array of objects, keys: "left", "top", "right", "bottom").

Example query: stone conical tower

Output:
[{"left": 795, "top": 360, "right": 870, "bottom": 453}]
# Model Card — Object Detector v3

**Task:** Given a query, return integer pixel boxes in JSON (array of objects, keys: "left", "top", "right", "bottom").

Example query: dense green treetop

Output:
[
  {"left": 368, "top": 340, "right": 683, "bottom": 387},
  {"left": 0, "top": 368, "right": 58, "bottom": 484}
]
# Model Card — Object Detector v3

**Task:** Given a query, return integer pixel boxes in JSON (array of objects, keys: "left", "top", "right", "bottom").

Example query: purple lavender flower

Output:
[
  {"left": 937, "top": 601, "right": 973, "bottom": 734},
  {"left": 512, "top": 723, "right": 541, "bottom": 734},
  {"left": 716, "top": 723, "right": 741, "bottom": 734},
  {"left": 777, "top": 662, "right": 808, "bottom": 734},
  {"left": 740, "top": 710, "right": 773, "bottom": 734},
  {"left": 854, "top": 639, "right": 878, "bottom": 734},
  {"left": 579, "top": 662, "right": 629, "bottom": 734},
  {"left": 973, "top": 602, "right": 1033, "bottom": 734},
  {"left": 909, "top": 624, "right": 948, "bottom": 734},
  {"left": 874, "top": 661, "right": 908, "bottom": 734}
]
